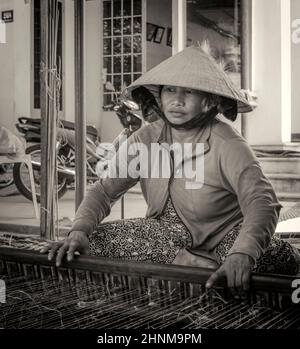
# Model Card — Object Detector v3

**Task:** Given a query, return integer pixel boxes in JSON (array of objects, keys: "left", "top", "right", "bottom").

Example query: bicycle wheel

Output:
[{"left": 13, "top": 144, "right": 68, "bottom": 202}]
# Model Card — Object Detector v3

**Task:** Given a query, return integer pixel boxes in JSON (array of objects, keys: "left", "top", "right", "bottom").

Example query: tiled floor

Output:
[
  {"left": 0, "top": 185, "right": 147, "bottom": 232},
  {"left": 0, "top": 183, "right": 300, "bottom": 238}
]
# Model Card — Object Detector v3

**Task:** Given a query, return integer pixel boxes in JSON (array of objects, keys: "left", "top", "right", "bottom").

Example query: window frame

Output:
[{"left": 102, "top": 0, "right": 146, "bottom": 108}]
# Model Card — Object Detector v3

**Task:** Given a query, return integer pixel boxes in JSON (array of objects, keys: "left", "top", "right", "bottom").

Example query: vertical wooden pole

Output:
[
  {"left": 74, "top": 0, "right": 86, "bottom": 210},
  {"left": 241, "top": 0, "right": 252, "bottom": 139},
  {"left": 40, "top": 0, "right": 60, "bottom": 239},
  {"left": 40, "top": 0, "right": 49, "bottom": 238}
]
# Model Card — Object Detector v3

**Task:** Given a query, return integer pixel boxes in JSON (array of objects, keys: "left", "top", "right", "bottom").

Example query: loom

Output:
[{"left": 0, "top": 236, "right": 299, "bottom": 329}]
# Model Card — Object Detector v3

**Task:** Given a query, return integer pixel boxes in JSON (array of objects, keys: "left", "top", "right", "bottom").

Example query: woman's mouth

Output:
[{"left": 168, "top": 110, "right": 186, "bottom": 117}]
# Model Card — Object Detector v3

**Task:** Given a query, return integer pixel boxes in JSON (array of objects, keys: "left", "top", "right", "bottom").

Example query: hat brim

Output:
[
  {"left": 125, "top": 46, "right": 253, "bottom": 114},
  {"left": 127, "top": 83, "right": 253, "bottom": 114}
]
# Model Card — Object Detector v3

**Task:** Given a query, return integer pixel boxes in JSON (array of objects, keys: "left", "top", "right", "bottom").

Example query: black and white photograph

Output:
[
  {"left": 153, "top": 25, "right": 165, "bottom": 43},
  {"left": 0, "top": 0, "right": 300, "bottom": 341},
  {"left": 146, "top": 22, "right": 157, "bottom": 41}
]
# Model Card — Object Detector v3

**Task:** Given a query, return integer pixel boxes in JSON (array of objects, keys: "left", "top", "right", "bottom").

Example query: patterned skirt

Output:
[{"left": 89, "top": 198, "right": 300, "bottom": 275}]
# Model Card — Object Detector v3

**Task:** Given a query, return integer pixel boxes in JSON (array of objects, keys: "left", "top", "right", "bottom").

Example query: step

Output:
[
  {"left": 258, "top": 157, "right": 300, "bottom": 174},
  {"left": 253, "top": 143, "right": 300, "bottom": 152},
  {"left": 267, "top": 173, "right": 300, "bottom": 180},
  {"left": 276, "top": 192, "right": 300, "bottom": 202},
  {"left": 266, "top": 173, "right": 300, "bottom": 193}
]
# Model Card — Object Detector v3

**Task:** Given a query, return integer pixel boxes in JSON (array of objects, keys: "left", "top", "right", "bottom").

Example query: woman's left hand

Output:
[{"left": 205, "top": 253, "right": 255, "bottom": 299}]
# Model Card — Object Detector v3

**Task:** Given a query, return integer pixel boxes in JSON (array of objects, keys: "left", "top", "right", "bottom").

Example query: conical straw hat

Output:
[{"left": 127, "top": 45, "right": 252, "bottom": 113}]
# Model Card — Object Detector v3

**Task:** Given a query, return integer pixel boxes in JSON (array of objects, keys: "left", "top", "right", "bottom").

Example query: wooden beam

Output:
[
  {"left": 40, "top": 0, "right": 49, "bottom": 238},
  {"left": 74, "top": 0, "right": 87, "bottom": 210},
  {"left": 0, "top": 223, "right": 70, "bottom": 236},
  {"left": 40, "top": 0, "right": 60, "bottom": 239}
]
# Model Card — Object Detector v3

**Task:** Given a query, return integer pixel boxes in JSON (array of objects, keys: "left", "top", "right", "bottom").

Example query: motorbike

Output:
[
  {"left": 13, "top": 117, "right": 100, "bottom": 202},
  {"left": 95, "top": 82, "right": 148, "bottom": 177},
  {"left": 13, "top": 85, "right": 148, "bottom": 203}
]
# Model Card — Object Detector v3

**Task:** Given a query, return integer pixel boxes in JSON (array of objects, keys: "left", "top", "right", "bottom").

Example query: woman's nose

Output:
[{"left": 172, "top": 91, "right": 185, "bottom": 106}]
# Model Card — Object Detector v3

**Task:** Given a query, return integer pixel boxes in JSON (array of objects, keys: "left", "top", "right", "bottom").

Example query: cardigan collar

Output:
[{"left": 156, "top": 120, "right": 213, "bottom": 155}]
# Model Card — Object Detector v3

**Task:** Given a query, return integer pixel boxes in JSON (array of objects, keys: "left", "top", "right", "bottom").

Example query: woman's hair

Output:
[{"left": 217, "top": 97, "right": 238, "bottom": 121}]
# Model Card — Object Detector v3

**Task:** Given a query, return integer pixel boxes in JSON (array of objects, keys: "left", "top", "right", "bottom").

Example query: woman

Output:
[{"left": 43, "top": 46, "right": 300, "bottom": 297}]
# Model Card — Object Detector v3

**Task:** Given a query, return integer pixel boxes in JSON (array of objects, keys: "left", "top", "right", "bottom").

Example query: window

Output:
[
  {"left": 33, "top": 0, "right": 63, "bottom": 110},
  {"left": 145, "top": 0, "right": 172, "bottom": 70},
  {"left": 103, "top": 0, "right": 143, "bottom": 106},
  {"left": 187, "top": 0, "right": 241, "bottom": 87}
]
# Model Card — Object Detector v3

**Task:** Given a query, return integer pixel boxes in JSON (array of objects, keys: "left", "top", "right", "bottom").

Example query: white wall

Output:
[
  {"left": 63, "top": 0, "right": 75, "bottom": 123},
  {"left": 0, "top": 0, "right": 31, "bottom": 133},
  {"left": 85, "top": 0, "right": 101, "bottom": 131},
  {"left": 62, "top": 0, "right": 102, "bottom": 134},
  {"left": 291, "top": 0, "right": 300, "bottom": 134},
  {"left": 0, "top": 0, "right": 15, "bottom": 132},
  {"left": 14, "top": 0, "right": 31, "bottom": 124},
  {"left": 146, "top": 0, "right": 172, "bottom": 70},
  {"left": 249, "top": 0, "right": 291, "bottom": 145},
  {"left": 0, "top": 0, "right": 102, "bottom": 136}
]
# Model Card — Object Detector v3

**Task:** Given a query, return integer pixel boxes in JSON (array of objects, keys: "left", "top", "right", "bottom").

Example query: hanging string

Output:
[{"left": 39, "top": 0, "right": 61, "bottom": 240}]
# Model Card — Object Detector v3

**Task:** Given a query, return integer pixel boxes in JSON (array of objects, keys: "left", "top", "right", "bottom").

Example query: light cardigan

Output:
[{"left": 71, "top": 118, "right": 281, "bottom": 263}]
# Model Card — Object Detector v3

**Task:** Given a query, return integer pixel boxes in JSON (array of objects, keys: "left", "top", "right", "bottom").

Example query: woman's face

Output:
[{"left": 160, "top": 85, "right": 210, "bottom": 125}]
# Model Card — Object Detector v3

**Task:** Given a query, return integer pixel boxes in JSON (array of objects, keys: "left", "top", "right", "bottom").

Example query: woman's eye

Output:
[
  {"left": 185, "top": 89, "right": 193, "bottom": 94},
  {"left": 166, "top": 87, "right": 175, "bottom": 92}
]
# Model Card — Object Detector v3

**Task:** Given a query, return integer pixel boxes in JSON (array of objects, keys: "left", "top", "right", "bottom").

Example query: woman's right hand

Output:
[{"left": 41, "top": 231, "right": 90, "bottom": 267}]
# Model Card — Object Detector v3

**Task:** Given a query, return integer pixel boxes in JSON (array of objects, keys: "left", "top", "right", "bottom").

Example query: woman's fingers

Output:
[
  {"left": 56, "top": 243, "right": 69, "bottom": 267},
  {"left": 231, "top": 269, "right": 250, "bottom": 300},
  {"left": 47, "top": 242, "right": 63, "bottom": 261},
  {"left": 205, "top": 267, "right": 224, "bottom": 289},
  {"left": 67, "top": 241, "right": 80, "bottom": 262},
  {"left": 239, "top": 270, "right": 250, "bottom": 300},
  {"left": 206, "top": 261, "right": 249, "bottom": 299},
  {"left": 240, "top": 268, "right": 251, "bottom": 300},
  {"left": 41, "top": 240, "right": 75, "bottom": 266},
  {"left": 228, "top": 268, "right": 240, "bottom": 299},
  {"left": 229, "top": 261, "right": 250, "bottom": 299},
  {"left": 41, "top": 232, "right": 89, "bottom": 267},
  {"left": 241, "top": 269, "right": 251, "bottom": 292}
]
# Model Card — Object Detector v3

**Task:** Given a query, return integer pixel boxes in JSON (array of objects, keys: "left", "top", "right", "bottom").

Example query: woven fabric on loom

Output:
[
  {"left": 0, "top": 235, "right": 300, "bottom": 329},
  {"left": 0, "top": 233, "right": 52, "bottom": 251}
]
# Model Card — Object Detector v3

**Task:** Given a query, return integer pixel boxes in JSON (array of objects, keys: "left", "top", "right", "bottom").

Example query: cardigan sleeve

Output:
[
  {"left": 219, "top": 138, "right": 282, "bottom": 261},
  {"left": 70, "top": 134, "right": 140, "bottom": 235}
]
